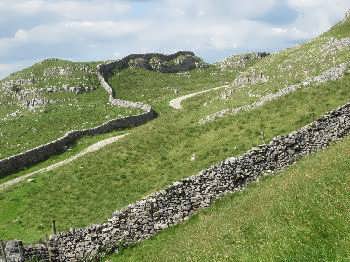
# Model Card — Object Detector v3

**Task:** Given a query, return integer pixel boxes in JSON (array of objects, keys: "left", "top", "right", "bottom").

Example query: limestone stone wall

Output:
[
  {"left": 0, "top": 60, "right": 156, "bottom": 178},
  {"left": 0, "top": 51, "right": 203, "bottom": 177},
  {"left": 0, "top": 112, "right": 155, "bottom": 177},
  {"left": 2, "top": 100, "right": 350, "bottom": 262},
  {"left": 99, "top": 51, "right": 206, "bottom": 77}
]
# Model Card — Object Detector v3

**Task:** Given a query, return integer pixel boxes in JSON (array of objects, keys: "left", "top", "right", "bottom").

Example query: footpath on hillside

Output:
[{"left": 0, "top": 134, "right": 128, "bottom": 191}]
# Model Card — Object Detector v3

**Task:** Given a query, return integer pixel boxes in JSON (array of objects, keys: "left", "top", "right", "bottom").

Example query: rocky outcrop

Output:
[
  {"left": 0, "top": 79, "right": 46, "bottom": 110},
  {"left": 233, "top": 70, "right": 269, "bottom": 87},
  {"left": 0, "top": 60, "right": 99, "bottom": 110},
  {"left": 217, "top": 52, "right": 269, "bottom": 71},
  {"left": 16, "top": 89, "right": 49, "bottom": 110},
  {"left": 45, "top": 85, "right": 97, "bottom": 94},
  {"left": 2, "top": 99, "right": 350, "bottom": 261},
  {"left": 100, "top": 51, "right": 207, "bottom": 77},
  {"left": 321, "top": 37, "right": 350, "bottom": 55}
]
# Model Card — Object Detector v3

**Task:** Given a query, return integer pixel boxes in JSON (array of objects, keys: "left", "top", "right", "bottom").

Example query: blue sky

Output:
[{"left": 0, "top": 0, "right": 349, "bottom": 78}]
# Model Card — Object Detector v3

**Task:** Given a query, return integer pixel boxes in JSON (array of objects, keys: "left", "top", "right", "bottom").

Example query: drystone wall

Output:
[
  {"left": 98, "top": 51, "right": 206, "bottom": 76},
  {"left": 2, "top": 100, "right": 350, "bottom": 262},
  {"left": 0, "top": 51, "right": 205, "bottom": 177},
  {"left": 0, "top": 61, "right": 156, "bottom": 178}
]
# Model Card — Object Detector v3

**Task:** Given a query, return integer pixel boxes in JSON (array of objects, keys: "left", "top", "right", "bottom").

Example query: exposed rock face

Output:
[
  {"left": 0, "top": 83, "right": 49, "bottom": 111},
  {"left": 42, "top": 64, "right": 94, "bottom": 78},
  {"left": 217, "top": 52, "right": 269, "bottom": 70},
  {"left": 216, "top": 54, "right": 270, "bottom": 90},
  {"left": 0, "top": 80, "right": 97, "bottom": 110},
  {"left": 233, "top": 70, "right": 269, "bottom": 87},
  {"left": 321, "top": 37, "right": 350, "bottom": 55},
  {"left": 101, "top": 51, "right": 207, "bottom": 78},
  {"left": 126, "top": 52, "right": 207, "bottom": 73},
  {"left": 1, "top": 78, "right": 35, "bottom": 90},
  {"left": 45, "top": 86, "right": 96, "bottom": 94}
]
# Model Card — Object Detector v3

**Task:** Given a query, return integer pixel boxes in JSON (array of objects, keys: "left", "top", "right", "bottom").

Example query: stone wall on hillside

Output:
[
  {"left": 2, "top": 100, "right": 350, "bottom": 262},
  {"left": 201, "top": 61, "right": 350, "bottom": 124},
  {"left": 0, "top": 51, "right": 205, "bottom": 179},
  {"left": 100, "top": 51, "right": 207, "bottom": 77},
  {"left": 0, "top": 60, "right": 156, "bottom": 178},
  {"left": 0, "top": 112, "right": 155, "bottom": 177}
]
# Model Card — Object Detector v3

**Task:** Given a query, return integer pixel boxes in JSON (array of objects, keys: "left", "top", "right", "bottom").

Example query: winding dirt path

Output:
[
  {"left": 0, "top": 134, "right": 128, "bottom": 191},
  {"left": 169, "top": 84, "right": 229, "bottom": 110}
]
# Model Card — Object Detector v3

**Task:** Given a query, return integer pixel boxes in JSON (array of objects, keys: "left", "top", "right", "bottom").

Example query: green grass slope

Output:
[
  {"left": 1, "top": 72, "right": 349, "bottom": 243},
  {"left": 106, "top": 135, "right": 350, "bottom": 262},
  {"left": 182, "top": 33, "right": 350, "bottom": 118},
  {"left": 0, "top": 15, "right": 349, "bottom": 259},
  {"left": 324, "top": 15, "right": 350, "bottom": 38},
  {"left": 0, "top": 59, "right": 138, "bottom": 159}
]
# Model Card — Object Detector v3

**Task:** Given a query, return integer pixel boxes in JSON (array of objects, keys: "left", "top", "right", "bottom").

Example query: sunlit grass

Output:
[{"left": 107, "top": 135, "right": 350, "bottom": 262}]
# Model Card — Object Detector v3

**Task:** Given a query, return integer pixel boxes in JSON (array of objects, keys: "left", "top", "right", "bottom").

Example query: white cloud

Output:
[
  {"left": 286, "top": 0, "right": 350, "bottom": 37},
  {"left": 0, "top": 20, "right": 148, "bottom": 58},
  {"left": 0, "top": 62, "right": 30, "bottom": 79},
  {"left": 0, "top": 0, "right": 130, "bottom": 18},
  {"left": 0, "top": 0, "right": 350, "bottom": 77},
  {"left": 160, "top": 0, "right": 277, "bottom": 20}
]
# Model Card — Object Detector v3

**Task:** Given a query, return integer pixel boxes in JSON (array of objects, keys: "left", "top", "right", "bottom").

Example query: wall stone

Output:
[
  {"left": 99, "top": 51, "right": 207, "bottom": 77},
  {"left": 49, "top": 102, "right": 350, "bottom": 261},
  {"left": 0, "top": 58, "right": 157, "bottom": 178},
  {"left": 2, "top": 100, "right": 350, "bottom": 261},
  {"left": 2, "top": 51, "right": 350, "bottom": 261},
  {"left": 0, "top": 51, "right": 204, "bottom": 177}
]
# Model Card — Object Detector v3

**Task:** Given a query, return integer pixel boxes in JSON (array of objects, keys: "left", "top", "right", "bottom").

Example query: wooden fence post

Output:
[{"left": 52, "top": 220, "right": 57, "bottom": 235}]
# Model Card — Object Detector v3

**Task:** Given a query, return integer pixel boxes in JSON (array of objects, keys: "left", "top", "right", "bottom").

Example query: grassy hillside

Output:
[
  {"left": 1, "top": 72, "right": 349, "bottom": 243},
  {"left": 0, "top": 59, "right": 138, "bottom": 158},
  {"left": 324, "top": 15, "right": 350, "bottom": 38},
  {"left": 0, "top": 15, "right": 349, "bottom": 262},
  {"left": 108, "top": 55, "right": 260, "bottom": 111},
  {"left": 181, "top": 36, "right": 350, "bottom": 121},
  {"left": 106, "top": 135, "right": 350, "bottom": 262},
  {"left": 1, "top": 58, "right": 100, "bottom": 89}
]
